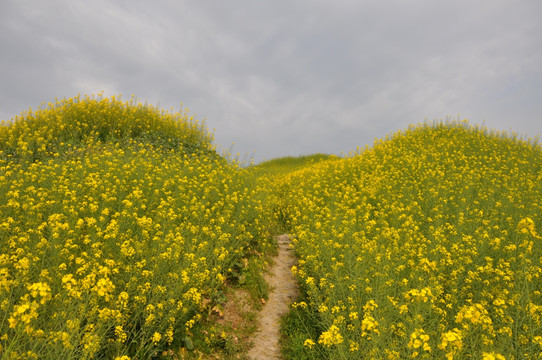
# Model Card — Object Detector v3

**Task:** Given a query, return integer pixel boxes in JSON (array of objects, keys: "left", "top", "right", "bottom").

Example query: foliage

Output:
[
  {"left": 254, "top": 154, "right": 336, "bottom": 177},
  {"left": 278, "top": 121, "right": 542, "bottom": 359},
  {"left": 0, "top": 94, "right": 215, "bottom": 164},
  {"left": 3, "top": 94, "right": 542, "bottom": 360},
  {"left": 0, "top": 96, "right": 273, "bottom": 359}
]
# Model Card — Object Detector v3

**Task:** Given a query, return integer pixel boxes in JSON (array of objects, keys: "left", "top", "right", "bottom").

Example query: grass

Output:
[
  {"left": 1, "top": 95, "right": 541, "bottom": 359},
  {"left": 254, "top": 154, "right": 337, "bottom": 175}
]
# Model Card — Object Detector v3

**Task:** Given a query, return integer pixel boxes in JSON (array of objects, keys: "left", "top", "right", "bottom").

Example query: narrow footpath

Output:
[{"left": 247, "top": 234, "right": 299, "bottom": 360}]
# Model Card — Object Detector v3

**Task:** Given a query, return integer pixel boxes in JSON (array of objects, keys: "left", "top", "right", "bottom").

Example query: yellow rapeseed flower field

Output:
[
  {"left": 278, "top": 121, "right": 542, "bottom": 359},
  {"left": 0, "top": 95, "right": 274, "bottom": 359},
  {"left": 2, "top": 95, "right": 541, "bottom": 360}
]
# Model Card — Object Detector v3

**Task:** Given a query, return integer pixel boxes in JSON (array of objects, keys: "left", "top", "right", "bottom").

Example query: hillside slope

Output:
[
  {"left": 278, "top": 122, "right": 542, "bottom": 359},
  {"left": 0, "top": 96, "right": 274, "bottom": 359}
]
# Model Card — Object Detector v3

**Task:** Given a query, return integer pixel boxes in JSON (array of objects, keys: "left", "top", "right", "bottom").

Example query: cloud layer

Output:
[{"left": 1, "top": 0, "right": 541, "bottom": 162}]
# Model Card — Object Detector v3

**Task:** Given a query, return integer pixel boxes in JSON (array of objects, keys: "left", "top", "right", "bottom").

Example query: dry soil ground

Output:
[{"left": 247, "top": 234, "right": 299, "bottom": 359}]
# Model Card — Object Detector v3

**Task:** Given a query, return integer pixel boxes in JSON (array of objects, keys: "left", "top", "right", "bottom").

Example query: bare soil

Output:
[{"left": 247, "top": 234, "right": 299, "bottom": 360}]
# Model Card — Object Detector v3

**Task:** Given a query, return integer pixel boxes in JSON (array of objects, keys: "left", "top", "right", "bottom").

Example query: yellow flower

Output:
[
  {"left": 115, "top": 326, "right": 127, "bottom": 343},
  {"left": 361, "top": 315, "right": 379, "bottom": 335},
  {"left": 408, "top": 328, "right": 431, "bottom": 353},
  {"left": 482, "top": 352, "right": 506, "bottom": 360},
  {"left": 349, "top": 340, "right": 359, "bottom": 352},
  {"left": 303, "top": 338, "right": 315, "bottom": 348},
  {"left": 349, "top": 311, "right": 358, "bottom": 320},
  {"left": 151, "top": 332, "right": 162, "bottom": 345},
  {"left": 517, "top": 217, "right": 539, "bottom": 237},
  {"left": 455, "top": 303, "right": 492, "bottom": 327},
  {"left": 292, "top": 301, "right": 308, "bottom": 309},
  {"left": 318, "top": 304, "right": 328, "bottom": 313},
  {"left": 27, "top": 282, "right": 52, "bottom": 304},
  {"left": 439, "top": 328, "right": 463, "bottom": 359},
  {"left": 318, "top": 325, "right": 343, "bottom": 347},
  {"left": 92, "top": 276, "right": 115, "bottom": 301},
  {"left": 405, "top": 287, "right": 433, "bottom": 303}
]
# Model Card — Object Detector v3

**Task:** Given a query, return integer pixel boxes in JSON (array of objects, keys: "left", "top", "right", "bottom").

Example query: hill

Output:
[
  {"left": 1, "top": 97, "right": 541, "bottom": 359},
  {"left": 278, "top": 121, "right": 542, "bottom": 359},
  {"left": 0, "top": 95, "right": 274, "bottom": 359}
]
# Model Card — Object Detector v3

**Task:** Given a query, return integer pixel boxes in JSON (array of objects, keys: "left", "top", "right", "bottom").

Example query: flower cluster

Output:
[
  {"left": 278, "top": 121, "right": 542, "bottom": 358},
  {"left": 0, "top": 95, "right": 273, "bottom": 359}
]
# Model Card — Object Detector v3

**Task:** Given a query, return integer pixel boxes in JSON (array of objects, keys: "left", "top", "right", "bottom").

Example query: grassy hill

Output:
[
  {"left": 277, "top": 121, "right": 542, "bottom": 359},
  {"left": 0, "top": 95, "right": 274, "bottom": 359},
  {"left": 1, "top": 96, "right": 541, "bottom": 359}
]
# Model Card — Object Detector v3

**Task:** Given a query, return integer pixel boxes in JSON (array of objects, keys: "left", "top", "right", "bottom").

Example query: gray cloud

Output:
[{"left": 1, "top": 0, "right": 541, "bottom": 162}]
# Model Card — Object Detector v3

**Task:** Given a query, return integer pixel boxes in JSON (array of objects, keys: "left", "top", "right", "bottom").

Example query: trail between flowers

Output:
[{"left": 247, "top": 234, "right": 299, "bottom": 360}]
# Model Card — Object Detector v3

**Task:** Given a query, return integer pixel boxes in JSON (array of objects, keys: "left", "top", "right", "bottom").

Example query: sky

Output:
[{"left": 1, "top": 0, "right": 541, "bottom": 163}]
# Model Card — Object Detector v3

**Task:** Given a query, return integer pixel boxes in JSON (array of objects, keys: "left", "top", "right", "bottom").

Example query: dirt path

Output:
[{"left": 247, "top": 234, "right": 298, "bottom": 360}]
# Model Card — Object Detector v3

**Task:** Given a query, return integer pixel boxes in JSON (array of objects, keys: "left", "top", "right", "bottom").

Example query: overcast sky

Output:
[{"left": 1, "top": 1, "right": 541, "bottom": 162}]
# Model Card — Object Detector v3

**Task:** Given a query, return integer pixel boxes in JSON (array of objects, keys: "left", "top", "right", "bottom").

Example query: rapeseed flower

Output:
[
  {"left": 151, "top": 332, "right": 162, "bottom": 345},
  {"left": 279, "top": 121, "right": 542, "bottom": 358},
  {"left": 0, "top": 94, "right": 275, "bottom": 358},
  {"left": 303, "top": 338, "right": 315, "bottom": 348},
  {"left": 482, "top": 352, "right": 506, "bottom": 360},
  {"left": 318, "top": 325, "right": 343, "bottom": 347}
]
